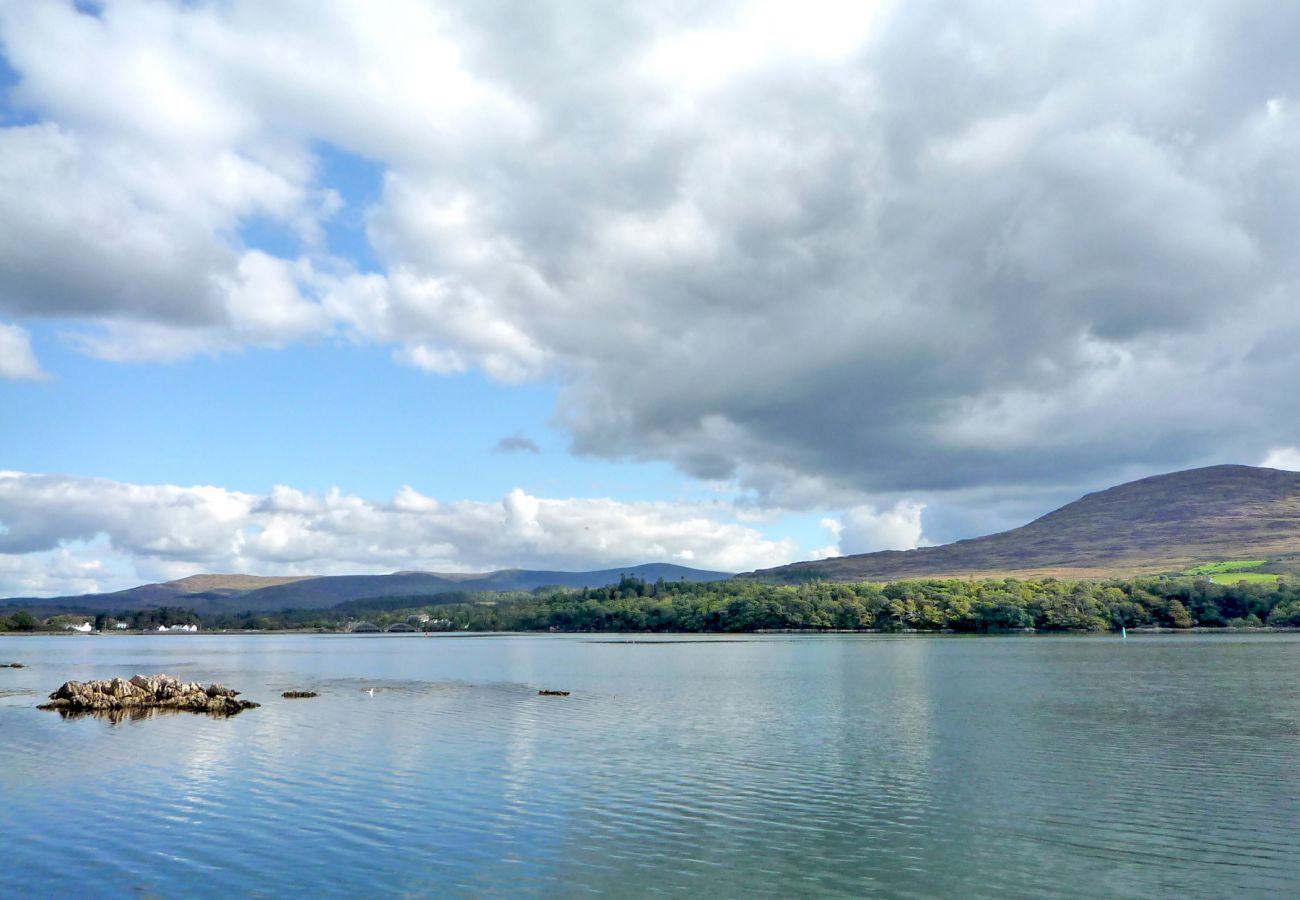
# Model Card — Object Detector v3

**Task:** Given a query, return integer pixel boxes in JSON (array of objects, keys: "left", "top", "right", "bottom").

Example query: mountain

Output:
[
  {"left": 234, "top": 563, "right": 731, "bottom": 611},
  {"left": 163, "top": 574, "right": 315, "bottom": 592},
  {"left": 0, "top": 563, "right": 732, "bottom": 614},
  {"left": 754, "top": 464, "right": 1300, "bottom": 582},
  {"left": 14, "top": 464, "right": 1296, "bottom": 613}
]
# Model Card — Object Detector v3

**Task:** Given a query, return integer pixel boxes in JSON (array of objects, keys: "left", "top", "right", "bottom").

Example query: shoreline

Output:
[{"left": 5, "top": 625, "right": 1300, "bottom": 637}]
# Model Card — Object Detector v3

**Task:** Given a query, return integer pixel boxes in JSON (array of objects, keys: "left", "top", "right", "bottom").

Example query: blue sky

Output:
[
  {"left": 240, "top": 143, "right": 385, "bottom": 273},
  {"left": 1, "top": 1, "right": 1299, "bottom": 596},
  {"left": 4, "top": 325, "right": 838, "bottom": 538}
]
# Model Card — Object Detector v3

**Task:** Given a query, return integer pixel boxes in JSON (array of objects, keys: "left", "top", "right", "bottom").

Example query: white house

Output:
[{"left": 64, "top": 622, "right": 93, "bottom": 633}]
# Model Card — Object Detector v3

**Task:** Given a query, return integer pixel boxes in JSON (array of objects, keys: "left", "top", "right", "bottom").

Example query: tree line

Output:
[
  {"left": 6, "top": 574, "right": 1300, "bottom": 633},
  {"left": 0, "top": 607, "right": 201, "bottom": 633},
  {"left": 430, "top": 574, "right": 1300, "bottom": 633}
]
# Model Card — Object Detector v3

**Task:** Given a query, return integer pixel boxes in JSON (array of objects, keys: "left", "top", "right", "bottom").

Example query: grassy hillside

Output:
[
  {"left": 164, "top": 574, "right": 316, "bottom": 593},
  {"left": 755, "top": 465, "right": 1300, "bottom": 582}
]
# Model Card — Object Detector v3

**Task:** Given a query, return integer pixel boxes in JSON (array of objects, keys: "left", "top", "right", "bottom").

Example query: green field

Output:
[
  {"left": 1185, "top": 560, "right": 1267, "bottom": 575},
  {"left": 1208, "top": 572, "right": 1281, "bottom": 585},
  {"left": 1181, "top": 560, "right": 1283, "bottom": 584}
]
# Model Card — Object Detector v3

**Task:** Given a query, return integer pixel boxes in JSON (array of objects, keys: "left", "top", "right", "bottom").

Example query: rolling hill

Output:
[
  {"left": 0, "top": 563, "right": 732, "bottom": 615},
  {"left": 754, "top": 464, "right": 1300, "bottom": 582}
]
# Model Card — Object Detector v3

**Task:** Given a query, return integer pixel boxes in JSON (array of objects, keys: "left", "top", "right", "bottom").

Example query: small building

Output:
[{"left": 64, "top": 622, "right": 93, "bottom": 633}]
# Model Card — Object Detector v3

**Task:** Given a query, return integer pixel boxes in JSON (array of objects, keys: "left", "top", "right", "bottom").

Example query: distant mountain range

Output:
[
  {"left": 755, "top": 464, "right": 1300, "bottom": 582},
  {"left": 11, "top": 464, "right": 1300, "bottom": 615},
  {"left": 0, "top": 563, "right": 732, "bottom": 615}
]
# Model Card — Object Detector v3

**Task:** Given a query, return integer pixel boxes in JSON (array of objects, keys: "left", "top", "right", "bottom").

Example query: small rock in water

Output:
[
  {"left": 281, "top": 691, "right": 318, "bottom": 699},
  {"left": 37, "top": 673, "right": 260, "bottom": 716},
  {"left": 0, "top": 662, "right": 25, "bottom": 668},
  {"left": 538, "top": 689, "right": 570, "bottom": 696}
]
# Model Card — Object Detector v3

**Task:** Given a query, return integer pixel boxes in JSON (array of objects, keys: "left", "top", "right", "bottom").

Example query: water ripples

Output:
[{"left": 2, "top": 633, "right": 1299, "bottom": 897}]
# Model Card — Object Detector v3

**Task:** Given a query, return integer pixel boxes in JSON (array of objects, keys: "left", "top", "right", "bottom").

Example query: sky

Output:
[{"left": 3, "top": 0, "right": 1300, "bottom": 597}]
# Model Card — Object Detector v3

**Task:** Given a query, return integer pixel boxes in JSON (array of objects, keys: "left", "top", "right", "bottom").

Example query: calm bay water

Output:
[{"left": 1, "top": 632, "right": 1298, "bottom": 898}]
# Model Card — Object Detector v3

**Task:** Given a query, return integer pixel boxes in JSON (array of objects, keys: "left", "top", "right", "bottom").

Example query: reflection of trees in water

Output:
[{"left": 52, "top": 707, "right": 239, "bottom": 725}]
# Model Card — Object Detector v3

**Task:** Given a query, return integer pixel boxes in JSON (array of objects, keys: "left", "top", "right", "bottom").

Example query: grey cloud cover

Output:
[
  {"left": 493, "top": 434, "right": 541, "bottom": 454},
  {"left": 2, "top": 0, "right": 1300, "bottom": 510}
]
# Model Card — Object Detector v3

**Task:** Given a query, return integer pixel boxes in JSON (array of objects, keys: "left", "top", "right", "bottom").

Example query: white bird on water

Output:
[{"left": 366, "top": 688, "right": 375, "bottom": 696}]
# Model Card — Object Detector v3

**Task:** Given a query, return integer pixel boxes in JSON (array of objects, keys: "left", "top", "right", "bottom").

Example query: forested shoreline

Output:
[
  {"left": 7, "top": 574, "right": 1300, "bottom": 634},
  {"left": 415, "top": 574, "right": 1300, "bottom": 633}
]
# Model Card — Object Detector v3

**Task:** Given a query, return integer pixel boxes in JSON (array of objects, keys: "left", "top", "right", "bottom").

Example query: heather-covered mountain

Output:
[{"left": 755, "top": 465, "right": 1300, "bottom": 582}]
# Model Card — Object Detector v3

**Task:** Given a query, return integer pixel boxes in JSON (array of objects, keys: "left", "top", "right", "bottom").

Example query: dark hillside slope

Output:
[
  {"left": 755, "top": 465, "right": 1300, "bottom": 582},
  {"left": 234, "top": 563, "right": 731, "bottom": 610},
  {"left": 1, "top": 563, "right": 732, "bottom": 613}
]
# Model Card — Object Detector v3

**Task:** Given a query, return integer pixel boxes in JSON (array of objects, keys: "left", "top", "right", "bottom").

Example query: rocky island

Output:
[{"left": 38, "top": 674, "right": 260, "bottom": 716}]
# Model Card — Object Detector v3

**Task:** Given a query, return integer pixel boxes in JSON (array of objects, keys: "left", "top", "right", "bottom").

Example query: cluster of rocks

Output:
[
  {"left": 281, "top": 690, "right": 318, "bottom": 699},
  {"left": 1, "top": 662, "right": 25, "bottom": 668},
  {"left": 38, "top": 674, "right": 260, "bottom": 716}
]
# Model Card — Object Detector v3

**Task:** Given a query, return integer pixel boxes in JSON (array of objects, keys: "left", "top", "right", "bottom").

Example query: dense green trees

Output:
[
  {"left": 9, "top": 573, "right": 1300, "bottom": 634},
  {"left": 1268, "top": 598, "right": 1300, "bottom": 626},
  {"left": 0, "top": 610, "right": 37, "bottom": 632},
  {"left": 423, "top": 574, "right": 1300, "bottom": 633}
]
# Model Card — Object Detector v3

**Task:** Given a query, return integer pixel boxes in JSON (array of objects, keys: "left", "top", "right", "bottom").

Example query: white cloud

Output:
[
  {"left": 841, "top": 501, "right": 929, "bottom": 554},
  {"left": 0, "top": 322, "right": 46, "bottom": 380},
  {"left": 3, "top": 1, "right": 1300, "bottom": 507},
  {"left": 641, "top": 0, "right": 882, "bottom": 91},
  {"left": 813, "top": 500, "right": 929, "bottom": 559},
  {"left": 0, "top": 471, "right": 802, "bottom": 596},
  {"left": 1262, "top": 448, "right": 1300, "bottom": 472}
]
